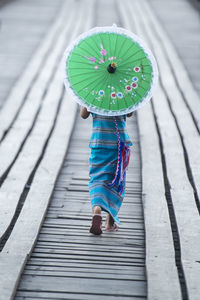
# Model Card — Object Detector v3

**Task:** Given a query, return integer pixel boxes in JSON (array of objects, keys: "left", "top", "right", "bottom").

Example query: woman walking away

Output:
[{"left": 81, "top": 106, "right": 133, "bottom": 235}]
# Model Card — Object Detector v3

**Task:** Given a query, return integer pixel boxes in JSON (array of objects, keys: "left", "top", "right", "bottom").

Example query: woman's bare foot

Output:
[
  {"left": 90, "top": 206, "right": 102, "bottom": 235},
  {"left": 105, "top": 214, "right": 119, "bottom": 231}
]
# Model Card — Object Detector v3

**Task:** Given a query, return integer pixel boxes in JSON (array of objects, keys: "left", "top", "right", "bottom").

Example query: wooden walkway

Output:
[
  {"left": 15, "top": 110, "right": 146, "bottom": 299},
  {"left": 119, "top": 0, "right": 200, "bottom": 299},
  {"left": 0, "top": 0, "right": 200, "bottom": 299},
  {"left": 0, "top": 0, "right": 63, "bottom": 108},
  {"left": 149, "top": 0, "right": 200, "bottom": 94}
]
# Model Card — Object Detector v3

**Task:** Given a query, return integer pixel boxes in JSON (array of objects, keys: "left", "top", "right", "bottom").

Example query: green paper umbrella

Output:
[{"left": 63, "top": 25, "right": 158, "bottom": 116}]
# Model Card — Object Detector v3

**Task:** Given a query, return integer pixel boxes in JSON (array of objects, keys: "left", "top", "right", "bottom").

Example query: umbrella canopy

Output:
[{"left": 63, "top": 25, "right": 158, "bottom": 116}]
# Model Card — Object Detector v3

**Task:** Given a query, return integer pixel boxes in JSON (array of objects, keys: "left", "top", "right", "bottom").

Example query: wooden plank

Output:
[
  {"left": 23, "top": 269, "right": 144, "bottom": 281},
  {"left": 34, "top": 244, "right": 144, "bottom": 255},
  {"left": 141, "top": 0, "right": 200, "bottom": 209},
  {"left": 48, "top": 208, "right": 144, "bottom": 217},
  {"left": 31, "top": 248, "right": 145, "bottom": 261},
  {"left": 15, "top": 110, "right": 146, "bottom": 296},
  {"left": 41, "top": 224, "right": 144, "bottom": 233},
  {"left": 0, "top": 65, "right": 63, "bottom": 239},
  {"left": 143, "top": 0, "right": 200, "bottom": 133},
  {"left": 26, "top": 257, "right": 143, "bottom": 268},
  {"left": 136, "top": 107, "right": 182, "bottom": 300},
  {"left": 18, "top": 275, "right": 146, "bottom": 297},
  {"left": 38, "top": 233, "right": 144, "bottom": 245},
  {"left": 0, "top": 0, "right": 64, "bottom": 108},
  {"left": 37, "top": 235, "right": 145, "bottom": 249},
  {"left": 119, "top": 1, "right": 182, "bottom": 299},
  {"left": 42, "top": 219, "right": 144, "bottom": 230},
  {"left": 135, "top": 1, "right": 200, "bottom": 299},
  {"left": 46, "top": 215, "right": 145, "bottom": 225},
  {"left": 39, "top": 226, "right": 144, "bottom": 238},
  {"left": 152, "top": 84, "right": 200, "bottom": 298},
  {"left": 0, "top": 96, "right": 76, "bottom": 300},
  {"left": 16, "top": 290, "right": 145, "bottom": 300},
  {"left": 25, "top": 264, "right": 144, "bottom": 275},
  {"left": 26, "top": 258, "right": 145, "bottom": 273},
  {"left": 0, "top": 6, "right": 80, "bottom": 241},
  {"left": 0, "top": 6, "right": 74, "bottom": 177},
  {"left": 0, "top": 2, "right": 95, "bottom": 299},
  {"left": 15, "top": 3, "right": 146, "bottom": 299},
  {"left": 36, "top": 234, "right": 143, "bottom": 246},
  {"left": 0, "top": 0, "right": 70, "bottom": 141}
]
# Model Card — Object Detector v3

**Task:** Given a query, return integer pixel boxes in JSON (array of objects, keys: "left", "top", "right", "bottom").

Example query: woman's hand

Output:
[
  {"left": 127, "top": 112, "right": 133, "bottom": 117},
  {"left": 80, "top": 106, "right": 90, "bottom": 119}
]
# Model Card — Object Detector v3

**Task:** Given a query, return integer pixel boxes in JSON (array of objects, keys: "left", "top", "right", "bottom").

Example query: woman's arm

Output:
[
  {"left": 127, "top": 112, "right": 133, "bottom": 118},
  {"left": 80, "top": 106, "right": 90, "bottom": 119}
]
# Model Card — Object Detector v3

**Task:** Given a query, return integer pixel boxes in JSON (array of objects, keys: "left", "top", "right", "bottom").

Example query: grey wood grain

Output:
[
  {"left": 18, "top": 275, "right": 146, "bottom": 297},
  {"left": 0, "top": 0, "right": 66, "bottom": 138},
  {"left": 0, "top": 1, "right": 76, "bottom": 242},
  {"left": 0, "top": 3, "right": 95, "bottom": 300},
  {"left": 9, "top": 1, "right": 147, "bottom": 299},
  {"left": 141, "top": 0, "right": 200, "bottom": 205},
  {"left": 16, "top": 291, "right": 146, "bottom": 300},
  {"left": 135, "top": 1, "right": 200, "bottom": 299},
  {"left": 148, "top": 0, "right": 200, "bottom": 95},
  {"left": 0, "top": 0, "right": 64, "bottom": 108},
  {"left": 26, "top": 258, "right": 145, "bottom": 272},
  {"left": 119, "top": 0, "right": 182, "bottom": 299},
  {"left": 23, "top": 269, "right": 144, "bottom": 281},
  {"left": 16, "top": 92, "right": 146, "bottom": 298},
  {"left": 25, "top": 265, "right": 145, "bottom": 276}
]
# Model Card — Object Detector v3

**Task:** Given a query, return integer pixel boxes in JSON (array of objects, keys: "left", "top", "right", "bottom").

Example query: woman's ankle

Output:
[
  {"left": 105, "top": 214, "right": 115, "bottom": 229},
  {"left": 108, "top": 214, "right": 114, "bottom": 226},
  {"left": 93, "top": 206, "right": 102, "bottom": 215}
]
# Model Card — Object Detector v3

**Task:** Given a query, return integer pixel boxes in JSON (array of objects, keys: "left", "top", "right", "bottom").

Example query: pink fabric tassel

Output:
[{"left": 108, "top": 118, "right": 131, "bottom": 195}]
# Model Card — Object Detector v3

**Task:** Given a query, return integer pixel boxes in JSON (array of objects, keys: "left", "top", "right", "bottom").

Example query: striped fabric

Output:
[
  {"left": 89, "top": 113, "right": 132, "bottom": 148},
  {"left": 88, "top": 113, "right": 132, "bottom": 224},
  {"left": 89, "top": 147, "right": 125, "bottom": 224}
]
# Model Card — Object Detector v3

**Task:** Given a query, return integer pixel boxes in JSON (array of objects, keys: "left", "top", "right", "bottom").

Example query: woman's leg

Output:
[
  {"left": 105, "top": 213, "right": 119, "bottom": 231},
  {"left": 93, "top": 206, "right": 101, "bottom": 215}
]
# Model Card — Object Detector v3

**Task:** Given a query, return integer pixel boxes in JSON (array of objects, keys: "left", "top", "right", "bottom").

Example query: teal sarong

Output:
[
  {"left": 89, "top": 147, "right": 126, "bottom": 224},
  {"left": 88, "top": 114, "right": 132, "bottom": 224}
]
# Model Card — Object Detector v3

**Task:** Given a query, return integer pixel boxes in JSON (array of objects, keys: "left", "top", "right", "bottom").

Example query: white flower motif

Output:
[{"left": 99, "top": 90, "right": 104, "bottom": 96}]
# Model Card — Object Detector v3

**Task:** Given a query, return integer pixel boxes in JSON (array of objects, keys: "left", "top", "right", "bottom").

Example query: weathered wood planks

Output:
[
  {"left": 0, "top": 0, "right": 199, "bottom": 299},
  {"left": 0, "top": 0, "right": 63, "bottom": 108},
  {"left": 0, "top": 6, "right": 78, "bottom": 241},
  {"left": 0, "top": 1, "right": 94, "bottom": 299},
  {"left": 136, "top": 1, "right": 200, "bottom": 299},
  {"left": 15, "top": 109, "right": 147, "bottom": 298},
  {"left": 120, "top": 0, "right": 200, "bottom": 299},
  {"left": 0, "top": 0, "right": 67, "bottom": 139},
  {"left": 119, "top": 2, "right": 182, "bottom": 298}
]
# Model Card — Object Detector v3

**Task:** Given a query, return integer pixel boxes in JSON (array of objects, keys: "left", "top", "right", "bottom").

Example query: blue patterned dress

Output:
[{"left": 89, "top": 113, "right": 132, "bottom": 224}]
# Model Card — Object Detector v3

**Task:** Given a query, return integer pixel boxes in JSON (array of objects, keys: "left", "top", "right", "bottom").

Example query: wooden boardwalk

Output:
[
  {"left": 0, "top": 0, "right": 200, "bottom": 299},
  {"left": 15, "top": 110, "right": 146, "bottom": 299},
  {"left": 0, "top": 0, "right": 63, "bottom": 108},
  {"left": 119, "top": 0, "right": 200, "bottom": 299},
  {"left": 149, "top": 0, "right": 200, "bottom": 94}
]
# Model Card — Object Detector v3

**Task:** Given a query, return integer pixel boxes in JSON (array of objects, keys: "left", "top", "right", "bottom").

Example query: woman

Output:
[{"left": 81, "top": 107, "right": 133, "bottom": 235}]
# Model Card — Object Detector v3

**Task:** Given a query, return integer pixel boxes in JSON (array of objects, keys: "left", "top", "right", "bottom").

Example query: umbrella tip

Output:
[{"left": 107, "top": 62, "right": 117, "bottom": 73}]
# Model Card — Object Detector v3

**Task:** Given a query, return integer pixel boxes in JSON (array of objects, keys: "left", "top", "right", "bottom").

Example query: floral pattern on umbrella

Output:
[{"left": 63, "top": 25, "right": 158, "bottom": 116}]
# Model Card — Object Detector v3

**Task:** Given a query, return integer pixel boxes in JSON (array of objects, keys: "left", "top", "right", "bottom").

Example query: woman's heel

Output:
[{"left": 90, "top": 214, "right": 102, "bottom": 235}]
